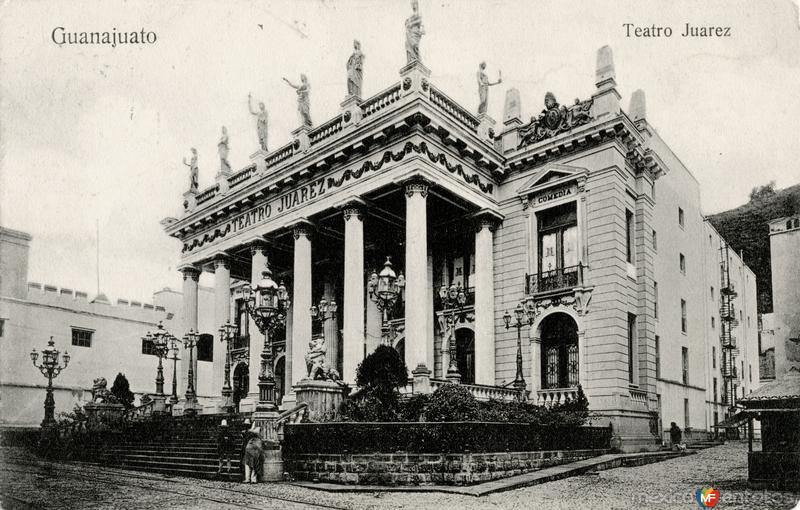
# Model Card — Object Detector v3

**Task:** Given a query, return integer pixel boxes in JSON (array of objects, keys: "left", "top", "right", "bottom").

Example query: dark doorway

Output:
[
  {"left": 540, "top": 313, "right": 579, "bottom": 389},
  {"left": 274, "top": 357, "right": 285, "bottom": 406},
  {"left": 455, "top": 328, "right": 475, "bottom": 384},
  {"left": 232, "top": 363, "right": 249, "bottom": 412}
]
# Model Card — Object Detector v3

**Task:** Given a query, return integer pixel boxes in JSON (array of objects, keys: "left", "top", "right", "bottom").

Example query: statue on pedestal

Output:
[
  {"left": 283, "top": 74, "right": 312, "bottom": 127},
  {"left": 218, "top": 126, "right": 230, "bottom": 173},
  {"left": 477, "top": 62, "right": 502, "bottom": 115},
  {"left": 405, "top": 0, "right": 425, "bottom": 63},
  {"left": 247, "top": 94, "right": 269, "bottom": 151},
  {"left": 182, "top": 148, "right": 199, "bottom": 192},
  {"left": 346, "top": 40, "right": 365, "bottom": 98},
  {"left": 305, "top": 336, "right": 340, "bottom": 381}
]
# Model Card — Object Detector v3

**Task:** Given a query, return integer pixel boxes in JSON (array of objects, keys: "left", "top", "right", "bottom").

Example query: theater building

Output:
[{"left": 162, "top": 44, "right": 758, "bottom": 449}]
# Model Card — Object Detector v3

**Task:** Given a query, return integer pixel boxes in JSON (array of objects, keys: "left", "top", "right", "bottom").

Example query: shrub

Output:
[
  {"left": 355, "top": 345, "right": 407, "bottom": 399},
  {"left": 338, "top": 391, "right": 400, "bottom": 422},
  {"left": 424, "top": 384, "right": 480, "bottom": 422},
  {"left": 399, "top": 393, "right": 430, "bottom": 422},
  {"left": 110, "top": 373, "right": 134, "bottom": 409}
]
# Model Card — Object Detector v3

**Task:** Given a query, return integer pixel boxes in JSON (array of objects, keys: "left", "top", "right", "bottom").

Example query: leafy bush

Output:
[
  {"left": 399, "top": 393, "right": 430, "bottom": 422},
  {"left": 355, "top": 345, "right": 408, "bottom": 400},
  {"left": 110, "top": 373, "right": 134, "bottom": 409},
  {"left": 424, "top": 384, "right": 480, "bottom": 422}
]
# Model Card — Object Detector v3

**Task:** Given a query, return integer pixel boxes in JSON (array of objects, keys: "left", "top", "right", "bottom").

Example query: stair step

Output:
[{"left": 109, "top": 457, "right": 241, "bottom": 471}]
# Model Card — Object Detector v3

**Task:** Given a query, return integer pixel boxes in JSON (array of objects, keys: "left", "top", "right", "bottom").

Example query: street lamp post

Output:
[
  {"left": 30, "top": 337, "right": 70, "bottom": 428},
  {"left": 142, "top": 321, "right": 175, "bottom": 396},
  {"left": 438, "top": 282, "right": 468, "bottom": 383},
  {"left": 242, "top": 263, "right": 290, "bottom": 413},
  {"left": 309, "top": 298, "right": 337, "bottom": 325},
  {"left": 367, "top": 257, "right": 405, "bottom": 346},
  {"left": 168, "top": 337, "right": 180, "bottom": 405},
  {"left": 183, "top": 329, "right": 199, "bottom": 410},
  {"left": 504, "top": 302, "right": 534, "bottom": 401},
  {"left": 218, "top": 319, "right": 237, "bottom": 414}
]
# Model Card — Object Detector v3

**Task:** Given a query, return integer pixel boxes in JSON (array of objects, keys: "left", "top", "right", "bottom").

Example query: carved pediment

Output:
[{"left": 517, "top": 163, "right": 588, "bottom": 198}]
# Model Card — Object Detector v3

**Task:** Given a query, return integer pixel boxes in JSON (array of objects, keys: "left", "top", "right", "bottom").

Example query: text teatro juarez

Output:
[{"left": 51, "top": 27, "right": 157, "bottom": 47}]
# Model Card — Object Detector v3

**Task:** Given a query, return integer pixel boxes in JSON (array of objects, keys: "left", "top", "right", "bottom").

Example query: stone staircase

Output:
[{"left": 90, "top": 414, "right": 249, "bottom": 481}]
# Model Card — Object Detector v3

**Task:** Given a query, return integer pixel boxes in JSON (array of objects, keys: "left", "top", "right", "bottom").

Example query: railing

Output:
[
  {"left": 400, "top": 379, "right": 523, "bottom": 402},
  {"left": 195, "top": 186, "right": 217, "bottom": 205},
  {"left": 361, "top": 82, "right": 402, "bottom": 119},
  {"left": 309, "top": 115, "right": 344, "bottom": 146},
  {"left": 428, "top": 84, "right": 480, "bottom": 133},
  {"left": 228, "top": 164, "right": 257, "bottom": 189},
  {"left": 526, "top": 265, "right": 584, "bottom": 295},
  {"left": 536, "top": 387, "right": 579, "bottom": 406},
  {"left": 629, "top": 389, "right": 648, "bottom": 406},
  {"left": 265, "top": 141, "right": 296, "bottom": 168}
]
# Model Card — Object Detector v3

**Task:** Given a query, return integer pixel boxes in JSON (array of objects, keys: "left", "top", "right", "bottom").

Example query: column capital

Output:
[
  {"left": 212, "top": 253, "right": 231, "bottom": 270},
  {"left": 472, "top": 209, "right": 504, "bottom": 232},
  {"left": 336, "top": 198, "right": 368, "bottom": 222},
  {"left": 178, "top": 265, "right": 201, "bottom": 281},
  {"left": 288, "top": 218, "right": 316, "bottom": 240},
  {"left": 245, "top": 238, "right": 270, "bottom": 257},
  {"left": 403, "top": 177, "right": 432, "bottom": 199}
]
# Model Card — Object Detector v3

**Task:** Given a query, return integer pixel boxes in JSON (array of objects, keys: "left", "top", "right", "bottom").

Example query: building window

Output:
[
  {"left": 71, "top": 328, "right": 93, "bottom": 348},
  {"left": 678, "top": 207, "right": 685, "bottom": 228},
  {"left": 710, "top": 286, "right": 715, "bottom": 301},
  {"left": 654, "top": 281, "right": 659, "bottom": 319},
  {"left": 628, "top": 313, "right": 637, "bottom": 384},
  {"left": 681, "top": 299, "right": 687, "bottom": 333},
  {"left": 655, "top": 335, "right": 661, "bottom": 379},
  {"left": 712, "top": 346, "right": 716, "bottom": 369},
  {"left": 537, "top": 202, "right": 578, "bottom": 274},
  {"left": 748, "top": 316, "right": 751, "bottom": 328},
  {"left": 684, "top": 398, "right": 690, "bottom": 429},
  {"left": 141, "top": 337, "right": 156, "bottom": 355},
  {"left": 196, "top": 333, "right": 213, "bottom": 362},
  {"left": 679, "top": 253, "right": 686, "bottom": 274},
  {"left": 711, "top": 316, "right": 715, "bottom": 329},
  {"left": 652, "top": 229, "right": 657, "bottom": 251},
  {"left": 682, "top": 346, "right": 689, "bottom": 385},
  {"left": 713, "top": 377, "right": 718, "bottom": 402},
  {"left": 0, "top": 319, "right": 4, "bottom": 338},
  {"left": 626, "top": 209, "right": 635, "bottom": 264},
  {"left": 749, "top": 364, "right": 752, "bottom": 383}
]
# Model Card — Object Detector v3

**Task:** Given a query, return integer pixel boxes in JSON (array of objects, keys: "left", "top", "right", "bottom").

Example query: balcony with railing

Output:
[{"left": 525, "top": 264, "right": 584, "bottom": 296}]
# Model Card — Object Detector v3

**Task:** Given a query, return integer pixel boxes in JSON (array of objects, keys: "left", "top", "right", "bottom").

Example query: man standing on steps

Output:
[{"left": 216, "top": 419, "right": 234, "bottom": 478}]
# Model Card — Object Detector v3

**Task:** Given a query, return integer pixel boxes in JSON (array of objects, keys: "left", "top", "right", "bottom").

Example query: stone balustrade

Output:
[
  {"left": 536, "top": 387, "right": 579, "bottom": 406},
  {"left": 428, "top": 84, "right": 480, "bottom": 133},
  {"left": 361, "top": 83, "right": 402, "bottom": 119}
]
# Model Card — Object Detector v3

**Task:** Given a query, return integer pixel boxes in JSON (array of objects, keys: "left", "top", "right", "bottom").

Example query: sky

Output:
[{"left": 1, "top": 0, "right": 799, "bottom": 303}]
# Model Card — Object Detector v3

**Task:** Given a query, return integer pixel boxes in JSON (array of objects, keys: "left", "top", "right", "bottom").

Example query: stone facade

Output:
[{"left": 286, "top": 449, "right": 606, "bottom": 486}]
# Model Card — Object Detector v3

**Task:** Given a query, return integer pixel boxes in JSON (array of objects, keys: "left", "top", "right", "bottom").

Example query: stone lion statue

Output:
[
  {"left": 304, "top": 336, "right": 340, "bottom": 381},
  {"left": 91, "top": 377, "right": 119, "bottom": 404}
]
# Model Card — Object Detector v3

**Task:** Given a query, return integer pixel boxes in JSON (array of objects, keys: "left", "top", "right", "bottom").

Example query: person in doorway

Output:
[
  {"left": 242, "top": 420, "right": 264, "bottom": 483},
  {"left": 669, "top": 422, "right": 682, "bottom": 449},
  {"left": 216, "top": 419, "right": 234, "bottom": 478}
]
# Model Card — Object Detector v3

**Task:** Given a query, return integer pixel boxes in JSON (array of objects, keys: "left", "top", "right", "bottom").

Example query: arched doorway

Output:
[
  {"left": 540, "top": 313, "right": 579, "bottom": 389},
  {"left": 274, "top": 357, "right": 285, "bottom": 406},
  {"left": 232, "top": 362, "right": 249, "bottom": 412},
  {"left": 455, "top": 328, "right": 475, "bottom": 384}
]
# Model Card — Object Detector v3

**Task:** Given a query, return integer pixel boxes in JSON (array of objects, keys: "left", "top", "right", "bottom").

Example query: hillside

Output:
[{"left": 707, "top": 183, "right": 800, "bottom": 314}]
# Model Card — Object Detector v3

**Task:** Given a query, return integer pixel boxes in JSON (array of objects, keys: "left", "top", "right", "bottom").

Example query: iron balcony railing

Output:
[{"left": 525, "top": 264, "right": 584, "bottom": 295}]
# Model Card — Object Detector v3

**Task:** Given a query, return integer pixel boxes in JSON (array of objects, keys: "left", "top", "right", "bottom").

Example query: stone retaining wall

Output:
[{"left": 286, "top": 448, "right": 607, "bottom": 485}]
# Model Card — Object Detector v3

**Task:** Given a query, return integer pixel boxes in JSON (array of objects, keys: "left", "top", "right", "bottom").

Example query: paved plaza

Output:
[{"left": 1, "top": 442, "right": 798, "bottom": 509}]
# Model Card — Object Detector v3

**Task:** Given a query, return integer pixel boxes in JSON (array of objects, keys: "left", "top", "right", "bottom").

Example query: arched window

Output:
[{"left": 540, "top": 313, "right": 579, "bottom": 389}]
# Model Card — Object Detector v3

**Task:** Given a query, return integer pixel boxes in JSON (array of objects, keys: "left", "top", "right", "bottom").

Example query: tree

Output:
[
  {"left": 110, "top": 373, "right": 134, "bottom": 409},
  {"left": 355, "top": 345, "right": 408, "bottom": 401},
  {"left": 749, "top": 181, "right": 776, "bottom": 202}
]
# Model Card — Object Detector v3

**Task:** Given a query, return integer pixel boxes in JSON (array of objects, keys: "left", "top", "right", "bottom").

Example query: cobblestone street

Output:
[{"left": 1, "top": 442, "right": 798, "bottom": 509}]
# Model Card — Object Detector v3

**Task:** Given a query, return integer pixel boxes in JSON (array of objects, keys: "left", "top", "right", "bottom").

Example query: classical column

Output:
[
  {"left": 212, "top": 255, "right": 231, "bottom": 400},
  {"left": 323, "top": 278, "right": 339, "bottom": 370},
  {"left": 365, "top": 285, "right": 382, "bottom": 354},
  {"left": 247, "top": 242, "right": 269, "bottom": 404},
  {"left": 342, "top": 202, "right": 365, "bottom": 384},
  {"left": 474, "top": 214, "right": 498, "bottom": 385},
  {"left": 404, "top": 178, "right": 432, "bottom": 376},
  {"left": 291, "top": 221, "right": 314, "bottom": 386},
  {"left": 530, "top": 333, "right": 542, "bottom": 403},
  {"left": 179, "top": 265, "right": 200, "bottom": 398}
]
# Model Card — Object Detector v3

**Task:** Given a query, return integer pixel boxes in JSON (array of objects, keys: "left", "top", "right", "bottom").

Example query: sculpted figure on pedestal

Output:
[
  {"left": 305, "top": 336, "right": 340, "bottom": 381},
  {"left": 405, "top": 0, "right": 425, "bottom": 63},
  {"left": 283, "top": 74, "right": 312, "bottom": 127},
  {"left": 218, "top": 126, "right": 230, "bottom": 173},
  {"left": 346, "top": 40, "right": 365, "bottom": 98},
  {"left": 182, "top": 148, "right": 199, "bottom": 192},
  {"left": 477, "top": 62, "right": 502, "bottom": 115},
  {"left": 247, "top": 93, "right": 269, "bottom": 151}
]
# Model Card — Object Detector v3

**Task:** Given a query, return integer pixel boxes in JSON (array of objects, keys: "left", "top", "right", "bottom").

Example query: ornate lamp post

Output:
[
  {"left": 242, "top": 263, "right": 290, "bottom": 413},
  {"left": 168, "top": 337, "right": 181, "bottom": 405},
  {"left": 438, "top": 282, "right": 467, "bottom": 383},
  {"left": 183, "top": 329, "right": 199, "bottom": 409},
  {"left": 218, "top": 319, "right": 237, "bottom": 414},
  {"left": 367, "top": 257, "right": 405, "bottom": 345},
  {"left": 309, "top": 297, "right": 337, "bottom": 324},
  {"left": 504, "top": 302, "right": 534, "bottom": 401},
  {"left": 143, "top": 321, "right": 175, "bottom": 395},
  {"left": 30, "top": 337, "right": 70, "bottom": 428}
]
